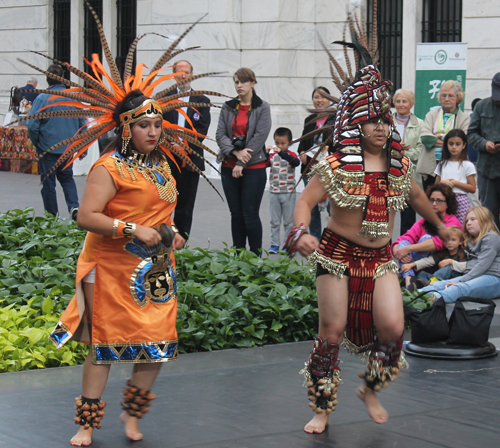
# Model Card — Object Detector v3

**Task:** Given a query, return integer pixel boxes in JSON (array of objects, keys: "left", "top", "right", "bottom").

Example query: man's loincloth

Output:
[{"left": 308, "top": 228, "right": 399, "bottom": 353}]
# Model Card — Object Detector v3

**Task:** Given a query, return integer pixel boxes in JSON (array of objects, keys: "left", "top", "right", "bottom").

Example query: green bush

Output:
[{"left": 0, "top": 208, "right": 319, "bottom": 372}]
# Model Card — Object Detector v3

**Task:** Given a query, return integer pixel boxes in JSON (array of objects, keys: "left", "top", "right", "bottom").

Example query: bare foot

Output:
[
  {"left": 356, "top": 387, "right": 388, "bottom": 424},
  {"left": 120, "top": 412, "right": 143, "bottom": 441},
  {"left": 70, "top": 426, "right": 93, "bottom": 446},
  {"left": 304, "top": 410, "right": 329, "bottom": 434}
]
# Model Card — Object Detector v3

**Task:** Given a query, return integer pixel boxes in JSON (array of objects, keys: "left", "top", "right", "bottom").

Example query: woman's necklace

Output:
[{"left": 112, "top": 151, "right": 178, "bottom": 203}]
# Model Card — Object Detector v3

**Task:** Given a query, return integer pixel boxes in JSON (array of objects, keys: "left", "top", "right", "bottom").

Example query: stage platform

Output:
[{"left": 1, "top": 340, "right": 500, "bottom": 448}]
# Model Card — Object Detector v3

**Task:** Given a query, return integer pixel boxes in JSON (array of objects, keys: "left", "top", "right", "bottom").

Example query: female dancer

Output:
[{"left": 15, "top": 3, "right": 223, "bottom": 445}]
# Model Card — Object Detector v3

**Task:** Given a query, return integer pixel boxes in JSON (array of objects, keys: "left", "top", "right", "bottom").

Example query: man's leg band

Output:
[
  {"left": 358, "top": 333, "right": 407, "bottom": 392},
  {"left": 300, "top": 336, "right": 341, "bottom": 413},
  {"left": 74, "top": 395, "right": 106, "bottom": 429}
]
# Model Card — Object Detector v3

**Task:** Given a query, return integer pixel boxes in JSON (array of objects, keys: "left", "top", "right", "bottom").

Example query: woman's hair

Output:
[
  {"left": 105, "top": 89, "right": 165, "bottom": 161},
  {"left": 312, "top": 86, "right": 330, "bottom": 99},
  {"left": 234, "top": 67, "right": 257, "bottom": 84},
  {"left": 393, "top": 89, "right": 415, "bottom": 106},
  {"left": 425, "top": 183, "right": 458, "bottom": 216},
  {"left": 437, "top": 80, "right": 464, "bottom": 105},
  {"left": 463, "top": 206, "right": 500, "bottom": 244},
  {"left": 440, "top": 129, "right": 469, "bottom": 166},
  {"left": 447, "top": 225, "right": 465, "bottom": 244}
]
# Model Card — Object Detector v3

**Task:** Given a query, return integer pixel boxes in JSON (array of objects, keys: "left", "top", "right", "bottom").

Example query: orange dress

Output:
[{"left": 49, "top": 150, "right": 179, "bottom": 364}]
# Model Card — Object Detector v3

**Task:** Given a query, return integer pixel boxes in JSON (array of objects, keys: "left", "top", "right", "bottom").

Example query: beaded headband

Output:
[{"left": 119, "top": 99, "right": 163, "bottom": 154}]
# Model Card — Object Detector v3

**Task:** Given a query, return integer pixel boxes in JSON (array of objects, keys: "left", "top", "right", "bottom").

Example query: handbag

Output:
[
  {"left": 448, "top": 297, "right": 496, "bottom": 346},
  {"left": 404, "top": 292, "right": 449, "bottom": 343}
]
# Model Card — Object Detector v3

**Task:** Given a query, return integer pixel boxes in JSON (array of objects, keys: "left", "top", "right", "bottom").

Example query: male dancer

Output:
[{"left": 288, "top": 61, "right": 450, "bottom": 434}]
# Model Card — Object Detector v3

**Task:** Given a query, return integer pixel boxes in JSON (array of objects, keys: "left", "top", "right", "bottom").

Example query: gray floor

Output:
[
  {"left": 2, "top": 171, "right": 500, "bottom": 447},
  {"left": 1, "top": 341, "right": 500, "bottom": 448}
]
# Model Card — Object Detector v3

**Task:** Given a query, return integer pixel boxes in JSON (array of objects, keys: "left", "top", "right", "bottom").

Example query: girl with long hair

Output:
[{"left": 435, "top": 129, "right": 477, "bottom": 222}]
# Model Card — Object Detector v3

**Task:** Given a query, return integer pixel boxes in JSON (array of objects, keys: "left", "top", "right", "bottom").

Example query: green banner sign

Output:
[{"left": 414, "top": 43, "right": 468, "bottom": 120}]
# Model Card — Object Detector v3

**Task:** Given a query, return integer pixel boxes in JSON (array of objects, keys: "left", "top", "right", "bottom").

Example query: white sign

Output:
[{"left": 416, "top": 43, "right": 468, "bottom": 71}]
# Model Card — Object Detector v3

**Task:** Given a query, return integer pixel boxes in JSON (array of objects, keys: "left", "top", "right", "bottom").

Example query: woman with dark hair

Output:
[
  {"left": 55, "top": 90, "right": 186, "bottom": 445},
  {"left": 22, "top": 4, "right": 220, "bottom": 444},
  {"left": 216, "top": 67, "right": 272, "bottom": 255},
  {"left": 392, "top": 183, "right": 461, "bottom": 288},
  {"left": 297, "top": 86, "right": 335, "bottom": 239}
]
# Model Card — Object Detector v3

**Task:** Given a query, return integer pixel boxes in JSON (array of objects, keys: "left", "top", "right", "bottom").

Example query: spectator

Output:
[
  {"left": 216, "top": 67, "right": 271, "bottom": 255},
  {"left": 419, "top": 206, "right": 500, "bottom": 303},
  {"left": 162, "top": 60, "right": 211, "bottom": 241},
  {"left": 392, "top": 183, "right": 461, "bottom": 289},
  {"left": 435, "top": 129, "right": 476, "bottom": 223},
  {"left": 417, "top": 80, "right": 470, "bottom": 191},
  {"left": 467, "top": 73, "right": 500, "bottom": 228},
  {"left": 468, "top": 98, "right": 481, "bottom": 164},
  {"left": 402, "top": 225, "right": 466, "bottom": 290},
  {"left": 27, "top": 64, "right": 87, "bottom": 219},
  {"left": 265, "top": 127, "right": 299, "bottom": 253},
  {"left": 393, "top": 88, "right": 424, "bottom": 233},
  {"left": 18, "top": 76, "right": 39, "bottom": 104},
  {"left": 297, "top": 86, "right": 335, "bottom": 239}
]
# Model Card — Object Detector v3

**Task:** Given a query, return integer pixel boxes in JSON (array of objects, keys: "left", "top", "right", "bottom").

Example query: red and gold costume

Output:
[
  {"left": 50, "top": 151, "right": 179, "bottom": 364},
  {"left": 294, "top": 11, "right": 411, "bottom": 415}
]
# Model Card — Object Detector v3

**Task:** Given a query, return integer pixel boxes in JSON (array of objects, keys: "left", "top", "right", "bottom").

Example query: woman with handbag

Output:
[
  {"left": 216, "top": 67, "right": 272, "bottom": 255},
  {"left": 419, "top": 206, "right": 500, "bottom": 303}
]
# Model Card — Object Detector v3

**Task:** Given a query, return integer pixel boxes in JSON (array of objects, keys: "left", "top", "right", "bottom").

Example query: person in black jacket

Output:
[
  {"left": 162, "top": 60, "right": 211, "bottom": 240},
  {"left": 297, "top": 86, "right": 335, "bottom": 239}
]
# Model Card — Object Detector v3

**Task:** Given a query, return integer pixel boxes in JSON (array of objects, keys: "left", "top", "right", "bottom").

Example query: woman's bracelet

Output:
[{"left": 112, "top": 219, "right": 136, "bottom": 238}]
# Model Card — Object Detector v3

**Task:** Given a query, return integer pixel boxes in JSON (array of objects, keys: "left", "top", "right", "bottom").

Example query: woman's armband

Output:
[{"left": 113, "top": 219, "right": 136, "bottom": 238}]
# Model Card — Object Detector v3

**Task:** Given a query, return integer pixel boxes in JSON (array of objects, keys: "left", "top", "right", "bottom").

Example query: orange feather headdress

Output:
[{"left": 13, "top": 0, "right": 227, "bottom": 196}]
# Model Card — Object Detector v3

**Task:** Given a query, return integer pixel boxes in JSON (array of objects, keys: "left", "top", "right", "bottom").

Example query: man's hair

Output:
[
  {"left": 27, "top": 76, "right": 37, "bottom": 86},
  {"left": 172, "top": 60, "right": 193, "bottom": 74},
  {"left": 47, "top": 64, "right": 64, "bottom": 86},
  {"left": 274, "top": 127, "right": 292, "bottom": 142}
]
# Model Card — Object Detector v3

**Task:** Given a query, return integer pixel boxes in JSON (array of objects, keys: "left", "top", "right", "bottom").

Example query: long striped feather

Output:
[
  {"left": 29, "top": 51, "right": 114, "bottom": 99},
  {"left": 149, "top": 14, "right": 207, "bottom": 76},
  {"left": 9, "top": 110, "right": 105, "bottom": 127},
  {"left": 153, "top": 72, "right": 225, "bottom": 99},
  {"left": 83, "top": 0, "right": 123, "bottom": 89}
]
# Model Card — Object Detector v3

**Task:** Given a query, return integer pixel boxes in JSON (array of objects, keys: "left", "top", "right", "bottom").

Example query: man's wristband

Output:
[{"left": 437, "top": 223, "right": 445, "bottom": 231}]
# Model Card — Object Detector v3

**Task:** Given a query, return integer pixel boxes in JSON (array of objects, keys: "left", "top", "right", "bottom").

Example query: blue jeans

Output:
[
  {"left": 38, "top": 152, "right": 79, "bottom": 216},
  {"left": 397, "top": 235, "right": 433, "bottom": 278},
  {"left": 221, "top": 166, "right": 266, "bottom": 255},
  {"left": 417, "top": 265, "right": 460, "bottom": 282},
  {"left": 419, "top": 274, "right": 500, "bottom": 303},
  {"left": 302, "top": 177, "right": 322, "bottom": 240}
]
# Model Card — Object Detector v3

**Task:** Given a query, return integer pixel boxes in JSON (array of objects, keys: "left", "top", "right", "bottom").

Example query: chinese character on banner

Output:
[{"left": 428, "top": 80, "right": 446, "bottom": 99}]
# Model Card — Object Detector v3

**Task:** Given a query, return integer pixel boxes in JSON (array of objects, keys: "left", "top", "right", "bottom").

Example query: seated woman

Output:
[
  {"left": 392, "top": 184, "right": 461, "bottom": 289},
  {"left": 419, "top": 206, "right": 500, "bottom": 303},
  {"left": 401, "top": 225, "right": 467, "bottom": 290}
]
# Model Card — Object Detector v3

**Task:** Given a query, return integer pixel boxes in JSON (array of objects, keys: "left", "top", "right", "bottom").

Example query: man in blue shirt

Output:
[{"left": 27, "top": 65, "right": 87, "bottom": 219}]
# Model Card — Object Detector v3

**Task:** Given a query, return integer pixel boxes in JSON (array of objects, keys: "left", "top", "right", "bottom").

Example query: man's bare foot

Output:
[
  {"left": 70, "top": 426, "right": 93, "bottom": 446},
  {"left": 119, "top": 412, "right": 143, "bottom": 441},
  {"left": 304, "top": 410, "right": 329, "bottom": 434},
  {"left": 356, "top": 387, "right": 388, "bottom": 424}
]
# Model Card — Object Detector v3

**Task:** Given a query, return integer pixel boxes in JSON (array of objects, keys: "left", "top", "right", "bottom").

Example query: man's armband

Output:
[{"left": 283, "top": 224, "right": 309, "bottom": 258}]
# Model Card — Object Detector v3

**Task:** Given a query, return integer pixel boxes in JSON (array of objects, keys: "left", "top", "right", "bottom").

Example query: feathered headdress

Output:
[
  {"left": 11, "top": 0, "right": 226, "bottom": 196},
  {"left": 298, "top": 1, "right": 403, "bottom": 174}
]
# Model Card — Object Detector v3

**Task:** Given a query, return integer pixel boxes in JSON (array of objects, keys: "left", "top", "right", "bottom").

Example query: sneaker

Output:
[
  {"left": 268, "top": 245, "right": 279, "bottom": 254},
  {"left": 70, "top": 207, "right": 79, "bottom": 221}
]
